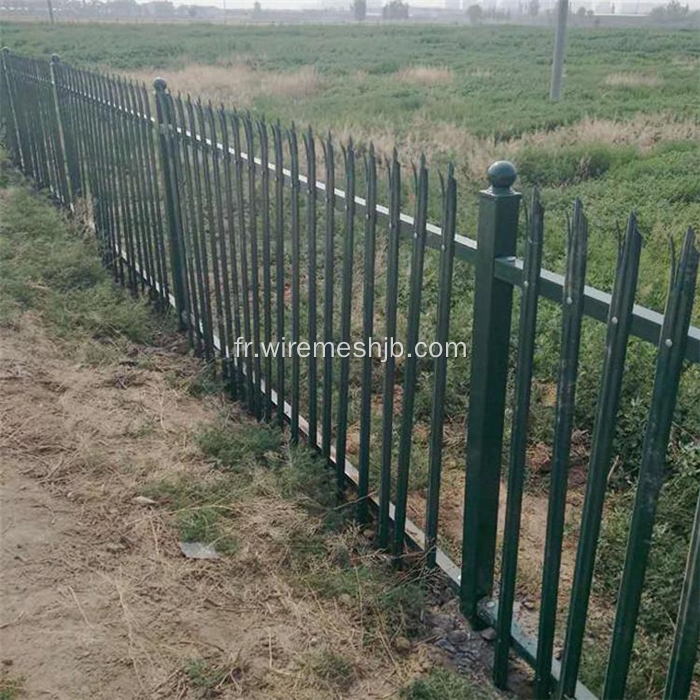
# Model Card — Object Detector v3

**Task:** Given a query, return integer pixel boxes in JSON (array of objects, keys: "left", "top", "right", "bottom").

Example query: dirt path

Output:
[
  {"left": 0, "top": 317, "right": 232, "bottom": 699},
  {"left": 0, "top": 315, "right": 437, "bottom": 700}
]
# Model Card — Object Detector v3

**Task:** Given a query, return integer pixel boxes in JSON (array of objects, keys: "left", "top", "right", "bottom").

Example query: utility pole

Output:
[
  {"left": 550, "top": 0, "right": 568, "bottom": 100},
  {"left": 47, "top": 0, "right": 55, "bottom": 23}
]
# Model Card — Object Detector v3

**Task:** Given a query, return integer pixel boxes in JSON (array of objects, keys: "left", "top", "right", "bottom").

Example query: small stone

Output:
[
  {"left": 362, "top": 528, "right": 375, "bottom": 540},
  {"left": 105, "top": 542, "right": 125, "bottom": 554},
  {"left": 425, "top": 612, "right": 455, "bottom": 632},
  {"left": 132, "top": 496, "right": 157, "bottom": 506},
  {"left": 179, "top": 542, "right": 219, "bottom": 560},
  {"left": 446, "top": 629, "right": 470, "bottom": 645},
  {"left": 522, "top": 599, "right": 536, "bottom": 611},
  {"left": 555, "top": 647, "right": 563, "bottom": 660},
  {"left": 1, "top": 659, "right": 13, "bottom": 667},
  {"left": 436, "top": 639, "right": 457, "bottom": 654},
  {"left": 480, "top": 627, "right": 497, "bottom": 642},
  {"left": 393, "top": 636, "right": 412, "bottom": 654},
  {"left": 455, "top": 650, "right": 477, "bottom": 667},
  {"left": 338, "top": 593, "right": 354, "bottom": 609}
]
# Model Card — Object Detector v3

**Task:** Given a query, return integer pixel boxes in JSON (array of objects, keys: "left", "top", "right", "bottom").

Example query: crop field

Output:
[{"left": 1, "top": 20, "right": 699, "bottom": 699}]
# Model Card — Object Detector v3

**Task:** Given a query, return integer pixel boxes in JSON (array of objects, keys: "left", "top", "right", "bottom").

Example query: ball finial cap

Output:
[
  {"left": 487, "top": 160, "right": 517, "bottom": 191},
  {"left": 51, "top": 53, "right": 60, "bottom": 63},
  {"left": 153, "top": 77, "right": 167, "bottom": 91}
]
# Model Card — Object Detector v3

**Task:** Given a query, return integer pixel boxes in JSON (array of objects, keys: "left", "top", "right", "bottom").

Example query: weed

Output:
[
  {"left": 517, "top": 144, "right": 636, "bottom": 187},
  {"left": 197, "top": 421, "right": 282, "bottom": 471},
  {"left": 148, "top": 427, "right": 427, "bottom": 646},
  {"left": 176, "top": 506, "right": 239, "bottom": 555},
  {"left": 585, "top": 440, "right": 700, "bottom": 697},
  {"left": 184, "top": 364, "right": 225, "bottom": 398},
  {"left": 0, "top": 186, "right": 167, "bottom": 346},
  {"left": 142, "top": 473, "right": 241, "bottom": 556},
  {"left": 274, "top": 446, "right": 340, "bottom": 519},
  {"left": 307, "top": 649, "right": 356, "bottom": 692},
  {"left": 401, "top": 667, "right": 499, "bottom": 700},
  {"left": 183, "top": 658, "right": 234, "bottom": 698},
  {"left": 0, "top": 675, "right": 25, "bottom": 700},
  {"left": 290, "top": 531, "right": 427, "bottom": 643}
]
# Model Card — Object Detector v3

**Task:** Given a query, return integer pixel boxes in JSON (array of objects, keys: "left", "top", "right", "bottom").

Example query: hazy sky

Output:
[
  {"left": 152, "top": 0, "right": 696, "bottom": 9},
  {"left": 203, "top": 0, "right": 446, "bottom": 6}
]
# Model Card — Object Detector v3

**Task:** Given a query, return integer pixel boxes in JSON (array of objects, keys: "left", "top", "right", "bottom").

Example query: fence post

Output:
[
  {"left": 48, "top": 54, "right": 74, "bottom": 207},
  {"left": 1, "top": 47, "right": 22, "bottom": 170},
  {"left": 460, "top": 161, "right": 521, "bottom": 623},
  {"left": 153, "top": 77, "right": 187, "bottom": 329}
]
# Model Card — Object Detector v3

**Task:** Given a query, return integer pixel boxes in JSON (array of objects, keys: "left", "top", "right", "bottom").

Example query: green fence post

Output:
[
  {"left": 48, "top": 54, "right": 75, "bottom": 206},
  {"left": 153, "top": 77, "right": 187, "bottom": 329},
  {"left": 460, "top": 161, "right": 521, "bottom": 623}
]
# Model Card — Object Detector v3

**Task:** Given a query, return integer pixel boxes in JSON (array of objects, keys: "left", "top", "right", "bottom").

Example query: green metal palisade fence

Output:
[{"left": 1, "top": 49, "right": 699, "bottom": 700}]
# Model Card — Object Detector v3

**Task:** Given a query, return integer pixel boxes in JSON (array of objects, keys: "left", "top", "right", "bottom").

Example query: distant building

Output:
[
  {"left": 141, "top": 0, "right": 174, "bottom": 17},
  {"left": 104, "top": 0, "right": 140, "bottom": 16}
]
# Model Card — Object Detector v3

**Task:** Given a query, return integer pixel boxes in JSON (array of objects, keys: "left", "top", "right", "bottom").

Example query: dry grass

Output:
[
  {"left": 467, "top": 67, "right": 494, "bottom": 79},
  {"left": 119, "top": 62, "right": 694, "bottom": 187},
  {"left": 671, "top": 55, "right": 700, "bottom": 69},
  {"left": 0, "top": 308, "right": 436, "bottom": 699},
  {"left": 397, "top": 65, "right": 454, "bottom": 85},
  {"left": 336, "top": 112, "right": 700, "bottom": 181},
  {"left": 128, "top": 63, "right": 322, "bottom": 108},
  {"left": 603, "top": 72, "right": 662, "bottom": 88}
]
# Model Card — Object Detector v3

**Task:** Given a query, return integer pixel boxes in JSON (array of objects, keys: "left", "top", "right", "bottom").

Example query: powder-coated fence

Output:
[{"left": 1, "top": 48, "right": 699, "bottom": 700}]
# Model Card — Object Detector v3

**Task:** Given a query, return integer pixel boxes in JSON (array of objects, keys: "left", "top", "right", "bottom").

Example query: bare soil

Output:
[{"left": 0, "top": 313, "right": 439, "bottom": 700}]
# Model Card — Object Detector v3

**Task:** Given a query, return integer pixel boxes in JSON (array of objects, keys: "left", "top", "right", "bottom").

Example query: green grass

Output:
[
  {"left": 2, "top": 22, "right": 697, "bottom": 297},
  {"left": 0, "top": 161, "right": 171, "bottom": 352},
  {"left": 0, "top": 675, "right": 25, "bottom": 700},
  {"left": 400, "top": 667, "right": 501, "bottom": 700},
  {"left": 2, "top": 23, "right": 698, "bottom": 136},
  {"left": 142, "top": 421, "right": 284, "bottom": 553},
  {"left": 197, "top": 421, "right": 282, "bottom": 471},
  {"left": 141, "top": 469, "right": 242, "bottom": 555},
  {"left": 182, "top": 658, "right": 236, "bottom": 698},
  {"left": 586, "top": 440, "right": 700, "bottom": 696},
  {"left": 307, "top": 649, "right": 356, "bottom": 693},
  {"left": 264, "top": 447, "right": 432, "bottom": 646}
]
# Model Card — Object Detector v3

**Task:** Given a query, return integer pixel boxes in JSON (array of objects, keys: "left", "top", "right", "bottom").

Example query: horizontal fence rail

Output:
[{"left": 1, "top": 48, "right": 699, "bottom": 700}]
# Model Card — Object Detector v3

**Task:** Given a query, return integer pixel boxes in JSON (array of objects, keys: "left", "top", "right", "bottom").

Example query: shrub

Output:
[
  {"left": 401, "top": 668, "right": 498, "bottom": 700},
  {"left": 197, "top": 422, "right": 281, "bottom": 470},
  {"left": 517, "top": 144, "right": 636, "bottom": 187}
]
